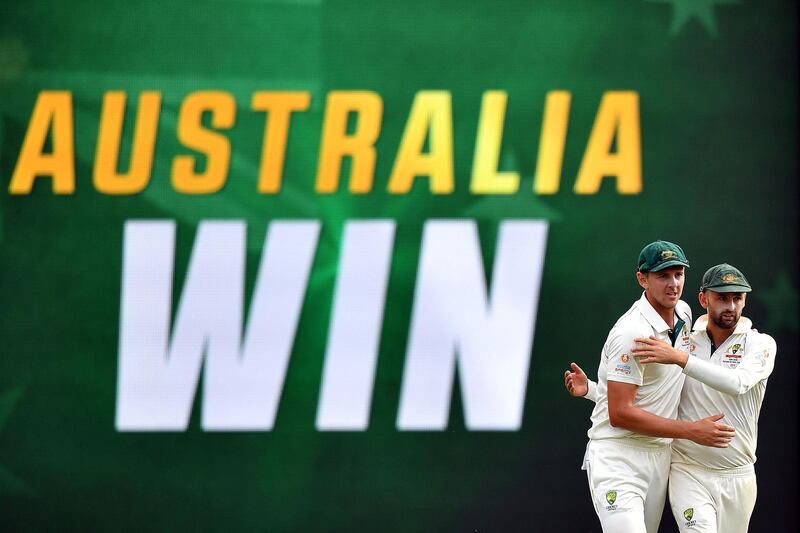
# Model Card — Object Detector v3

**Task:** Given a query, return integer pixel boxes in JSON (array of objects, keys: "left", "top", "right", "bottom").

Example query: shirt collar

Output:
[{"left": 637, "top": 292, "right": 686, "bottom": 334}]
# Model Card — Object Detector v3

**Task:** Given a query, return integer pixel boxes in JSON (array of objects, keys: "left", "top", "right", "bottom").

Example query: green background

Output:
[{"left": 0, "top": 0, "right": 796, "bottom": 531}]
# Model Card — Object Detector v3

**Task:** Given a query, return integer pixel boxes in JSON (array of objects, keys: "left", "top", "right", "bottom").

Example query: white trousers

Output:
[
  {"left": 668, "top": 462, "right": 757, "bottom": 533},
  {"left": 584, "top": 439, "right": 672, "bottom": 533}
]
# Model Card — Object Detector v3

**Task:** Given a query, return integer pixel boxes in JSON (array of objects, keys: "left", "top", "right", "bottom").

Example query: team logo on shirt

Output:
[
  {"left": 620, "top": 354, "right": 630, "bottom": 363},
  {"left": 683, "top": 507, "right": 696, "bottom": 526},
  {"left": 722, "top": 352, "right": 743, "bottom": 369},
  {"left": 756, "top": 349, "right": 770, "bottom": 368},
  {"left": 614, "top": 363, "right": 632, "bottom": 375},
  {"left": 604, "top": 491, "right": 618, "bottom": 510},
  {"left": 723, "top": 342, "right": 744, "bottom": 368},
  {"left": 680, "top": 336, "right": 691, "bottom": 352}
]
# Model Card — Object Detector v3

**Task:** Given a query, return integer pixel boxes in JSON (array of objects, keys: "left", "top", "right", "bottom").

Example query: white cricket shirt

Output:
[
  {"left": 588, "top": 293, "right": 692, "bottom": 445},
  {"left": 671, "top": 315, "right": 777, "bottom": 469}
]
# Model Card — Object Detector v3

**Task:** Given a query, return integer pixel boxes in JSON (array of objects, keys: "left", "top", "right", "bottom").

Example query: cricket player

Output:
[
  {"left": 568, "top": 263, "right": 776, "bottom": 533},
  {"left": 572, "top": 241, "right": 736, "bottom": 533},
  {"left": 629, "top": 263, "right": 776, "bottom": 532}
]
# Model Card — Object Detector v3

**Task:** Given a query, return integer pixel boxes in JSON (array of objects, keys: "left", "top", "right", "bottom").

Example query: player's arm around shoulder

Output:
[
  {"left": 682, "top": 330, "right": 777, "bottom": 396},
  {"left": 630, "top": 337, "right": 689, "bottom": 366},
  {"left": 631, "top": 300, "right": 692, "bottom": 368}
]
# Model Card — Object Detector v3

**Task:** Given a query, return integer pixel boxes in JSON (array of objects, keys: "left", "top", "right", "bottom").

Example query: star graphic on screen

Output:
[
  {"left": 646, "top": 0, "right": 740, "bottom": 38},
  {"left": 754, "top": 271, "right": 798, "bottom": 334}
]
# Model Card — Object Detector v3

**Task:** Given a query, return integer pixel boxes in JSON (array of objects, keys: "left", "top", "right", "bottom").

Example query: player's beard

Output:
[{"left": 711, "top": 309, "right": 740, "bottom": 330}]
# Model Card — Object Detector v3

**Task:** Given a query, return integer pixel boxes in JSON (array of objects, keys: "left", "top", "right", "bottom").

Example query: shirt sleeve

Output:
[
  {"left": 605, "top": 325, "right": 644, "bottom": 386},
  {"left": 584, "top": 379, "right": 598, "bottom": 403},
  {"left": 683, "top": 332, "right": 777, "bottom": 396}
]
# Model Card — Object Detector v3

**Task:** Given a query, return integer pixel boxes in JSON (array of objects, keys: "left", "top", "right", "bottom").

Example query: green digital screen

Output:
[{"left": 0, "top": 1, "right": 796, "bottom": 531}]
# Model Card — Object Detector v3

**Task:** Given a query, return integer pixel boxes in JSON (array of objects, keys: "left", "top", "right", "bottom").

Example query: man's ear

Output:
[
  {"left": 698, "top": 291, "right": 708, "bottom": 309},
  {"left": 636, "top": 271, "right": 648, "bottom": 290}
]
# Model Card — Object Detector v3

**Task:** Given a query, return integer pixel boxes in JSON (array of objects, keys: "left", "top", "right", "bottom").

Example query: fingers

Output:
[
  {"left": 708, "top": 432, "right": 735, "bottom": 448},
  {"left": 708, "top": 417, "right": 735, "bottom": 447},
  {"left": 715, "top": 432, "right": 735, "bottom": 445},
  {"left": 633, "top": 336, "right": 670, "bottom": 347},
  {"left": 570, "top": 362, "right": 585, "bottom": 376},
  {"left": 631, "top": 345, "right": 663, "bottom": 355},
  {"left": 631, "top": 344, "right": 655, "bottom": 352},
  {"left": 692, "top": 413, "right": 737, "bottom": 448}
]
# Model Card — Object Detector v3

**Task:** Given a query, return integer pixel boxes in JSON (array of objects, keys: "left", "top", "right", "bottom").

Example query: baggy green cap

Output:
[
  {"left": 638, "top": 240, "right": 690, "bottom": 273},
  {"left": 700, "top": 263, "right": 752, "bottom": 293}
]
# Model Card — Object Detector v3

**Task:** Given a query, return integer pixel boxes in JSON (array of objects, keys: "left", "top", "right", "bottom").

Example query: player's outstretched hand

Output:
[
  {"left": 688, "top": 413, "right": 736, "bottom": 448},
  {"left": 632, "top": 336, "right": 689, "bottom": 367},
  {"left": 564, "top": 362, "right": 588, "bottom": 397}
]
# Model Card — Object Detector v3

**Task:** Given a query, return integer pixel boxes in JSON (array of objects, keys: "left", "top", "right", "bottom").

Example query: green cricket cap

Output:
[
  {"left": 637, "top": 240, "right": 690, "bottom": 273},
  {"left": 700, "top": 263, "right": 751, "bottom": 293}
]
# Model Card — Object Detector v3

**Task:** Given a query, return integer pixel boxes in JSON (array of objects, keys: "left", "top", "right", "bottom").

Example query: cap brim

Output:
[
  {"left": 705, "top": 285, "right": 752, "bottom": 293},
  {"left": 649, "top": 259, "right": 690, "bottom": 272}
]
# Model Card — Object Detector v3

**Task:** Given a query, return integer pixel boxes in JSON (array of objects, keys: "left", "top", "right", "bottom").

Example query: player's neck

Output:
[
  {"left": 645, "top": 293, "right": 676, "bottom": 328},
  {"left": 706, "top": 321, "right": 735, "bottom": 349}
]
